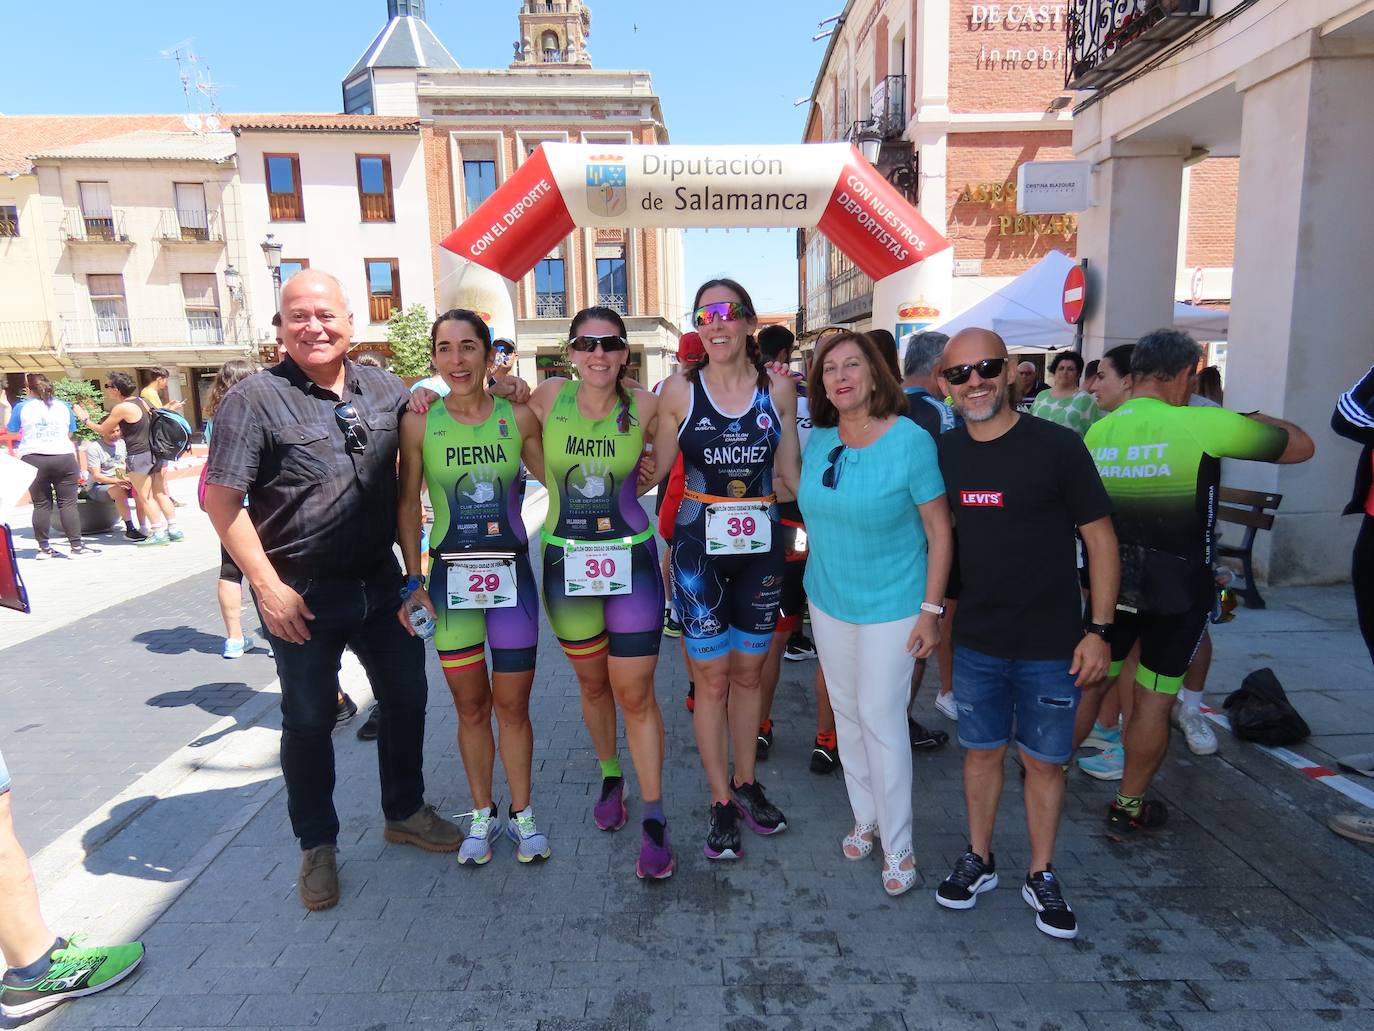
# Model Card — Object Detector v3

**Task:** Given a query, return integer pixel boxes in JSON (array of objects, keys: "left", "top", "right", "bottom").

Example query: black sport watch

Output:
[{"left": 1084, "top": 621, "right": 1113, "bottom": 641}]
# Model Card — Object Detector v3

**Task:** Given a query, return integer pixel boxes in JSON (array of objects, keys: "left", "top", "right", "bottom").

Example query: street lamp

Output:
[
  {"left": 854, "top": 121, "right": 917, "bottom": 204},
  {"left": 261, "top": 233, "right": 283, "bottom": 312},
  {"left": 856, "top": 122, "right": 883, "bottom": 165},
  {"left": 223, "top": 264, "right": 244, "bottom": 304}
]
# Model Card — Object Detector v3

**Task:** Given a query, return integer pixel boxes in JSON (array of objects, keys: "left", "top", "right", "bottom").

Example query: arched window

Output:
[{"left": 541, "top": 30, "right": 561, "bottom": 62}]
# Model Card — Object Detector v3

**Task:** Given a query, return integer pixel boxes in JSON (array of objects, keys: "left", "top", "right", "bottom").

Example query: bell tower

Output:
[{"left": 511, "top": 0, "right": 592, "bottom": 68}]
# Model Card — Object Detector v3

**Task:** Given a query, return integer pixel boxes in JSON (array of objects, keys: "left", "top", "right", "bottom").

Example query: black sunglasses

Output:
[
  {"left": 569, "top": 334, "right": 628, "bottom": 353},
  {"left": 941, "top": 357, "right": 1008, "bottom": 386},
  {"left": 822, "top": 443, "right": 847, "bottom": 490},
  {"left": 334, "top": 401, "right": 368, "bottom": 455}
]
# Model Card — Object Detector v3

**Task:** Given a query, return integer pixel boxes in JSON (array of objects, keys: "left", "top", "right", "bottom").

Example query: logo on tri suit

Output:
[
  {"left": 727, "top": 479, "right": 748, "bottom": 499},
  {"left": 960, "top": 490, "right": 1004, "bottom": 507},
  {"left": 487, "top": 521, "right": 501, "bottom": 536}
]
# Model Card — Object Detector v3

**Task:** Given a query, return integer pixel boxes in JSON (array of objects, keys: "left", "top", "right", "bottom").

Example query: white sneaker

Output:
[
  {"left": 1172, "top": 702, "right": 1217, "bottom": 756},
  {"left": 934, "top": 692, "right": 958, "bottom": 722}
]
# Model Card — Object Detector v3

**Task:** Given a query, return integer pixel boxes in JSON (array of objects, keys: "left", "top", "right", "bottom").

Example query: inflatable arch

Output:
[{"left": 437, "top": 143, "right": 951, "bottom": 342}]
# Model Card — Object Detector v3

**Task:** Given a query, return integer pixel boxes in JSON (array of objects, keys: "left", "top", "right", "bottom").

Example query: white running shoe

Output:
[
  {"left": 934, "top": 692, "right": 958, "bottom": 722},
  {"left": 1172, "top": 702, "right": 1218, "bottom": 756}
]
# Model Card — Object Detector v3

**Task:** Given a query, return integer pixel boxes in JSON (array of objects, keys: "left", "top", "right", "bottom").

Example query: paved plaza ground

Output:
[{"left": 2, "top": 479, "right": 1374, "bottom": 1030}]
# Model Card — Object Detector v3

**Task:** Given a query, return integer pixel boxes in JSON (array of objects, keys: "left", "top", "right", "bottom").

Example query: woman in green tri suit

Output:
[
  {"left": 397, "top": 310, "right": 549, "bottom": 866},
  {"left": 528, "top": 306, "right": 674, "bottom": 880}
]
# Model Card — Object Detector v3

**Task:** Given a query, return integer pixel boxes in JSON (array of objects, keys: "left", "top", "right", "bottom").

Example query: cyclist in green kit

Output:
[
  {"left": 1085, "top": 330, "right": 1314, "bottom": 839},
  {"left": 528, "top": 306, "right": 674, "bottom": 880},
  {"left": 397, "top": 310, "right": 548, "bottom": 866}
]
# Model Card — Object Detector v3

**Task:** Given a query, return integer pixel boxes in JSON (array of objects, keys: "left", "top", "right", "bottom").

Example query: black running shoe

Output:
[
  {"left": 1023, "top": 867, "right": 1078, "bottom": 939},
  {"left": 663, "top": 613, "right": 683, "bottom": 638},
  {"left": 355, "top": 702, "right": 380, "bottom": 741},
  {"left": 810, "top": 739, "right": 840, "bottom": 775},
  {"left": 124, "top": 526, "right": 148, "bottom": 542},
  {"left": 703, "top": 801, "right": 742, "bottom": 860},
  {"left": 756, "top": 725, "right": 773, "bottom": 762},
  {"left": 908, "top": 718, "right": 949, "bottom": 750},
  {"left": 936, "top": 848, "right": 998, "bottom": 910},
  {"left": 731, "top": 779, "right": 786, "bottom": 835},
  {"left": 1105, "top": 799, "right": 1168, "bottom": 840},
  {"left": 685, "top": 681, "right": 695, "bottom": 713},
  {"left": 335, "top": 693, "right": 358, "bottom": 728},
  {"left": 783, "top": 634, "right": 817, "bottom": 661}
]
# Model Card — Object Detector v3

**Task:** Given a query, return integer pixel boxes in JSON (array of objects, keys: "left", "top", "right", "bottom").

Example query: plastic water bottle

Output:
[{"left": 402, "top": 592, "right": 436, "bottom": 640}]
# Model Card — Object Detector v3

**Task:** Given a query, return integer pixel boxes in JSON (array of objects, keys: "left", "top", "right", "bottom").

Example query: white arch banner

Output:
[{"left": 438, "top": 143, "right": 950, "bottom": 339}]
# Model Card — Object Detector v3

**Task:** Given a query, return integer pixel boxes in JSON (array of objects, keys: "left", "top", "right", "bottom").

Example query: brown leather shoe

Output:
[
  {"left": 298, "top": 845, "right": 340, "bottom": 911},
  {"left": 383, "top": 803, "right": 462, "bottom": 852}
]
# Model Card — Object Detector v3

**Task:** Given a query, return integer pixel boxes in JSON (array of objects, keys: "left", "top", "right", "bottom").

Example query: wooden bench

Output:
[{"left": 1216, "top": 486, "right": 1282, "bottom": 609}]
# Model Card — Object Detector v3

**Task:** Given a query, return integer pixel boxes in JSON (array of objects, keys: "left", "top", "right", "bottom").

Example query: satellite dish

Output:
[
  {"left": 204, "top": 114, "right": 221, "bottom": 132},
  {"left": 183, "top": 112, "right": 201, "bottom": 131}
]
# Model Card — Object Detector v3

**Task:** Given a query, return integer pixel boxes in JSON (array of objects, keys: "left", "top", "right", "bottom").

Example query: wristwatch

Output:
[
  {"left": 920, "top": 601, "right": 945, "bottom": 616},
  {"left": 1084, "top": 621, "right": 1113, "bottom": 640},
  {"left": 402, "top": 574, "right": 424, "bottom": 597}
]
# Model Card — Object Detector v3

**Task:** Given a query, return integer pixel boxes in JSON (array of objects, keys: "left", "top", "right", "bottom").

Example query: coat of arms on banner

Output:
[{"left": 586, "top": 157, "right": 627, "bottom": 218}]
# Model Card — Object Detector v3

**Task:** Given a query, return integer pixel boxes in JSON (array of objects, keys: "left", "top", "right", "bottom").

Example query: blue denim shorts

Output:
[
  {"left": 953, "top": 646, "right": 1080, "bottom": 764},
  {"left": 0, "top": 746, "right": 10, "bottom": 795}
]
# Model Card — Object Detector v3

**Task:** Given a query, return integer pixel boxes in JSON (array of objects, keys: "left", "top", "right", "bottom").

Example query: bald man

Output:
[
  {"left": 931, "top": 328, "right": 1119, "bottom": 941},
  {"left": 204, "top": 270, "right": 461, "bottom": 911},
  {"left": 1016, "top": 360, "right": 1046, "bottom": 412}
]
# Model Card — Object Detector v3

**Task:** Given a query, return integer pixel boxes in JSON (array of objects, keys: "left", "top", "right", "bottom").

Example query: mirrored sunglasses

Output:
[{"left": 692, "top": 301, "right": 749, "bottom": 327}]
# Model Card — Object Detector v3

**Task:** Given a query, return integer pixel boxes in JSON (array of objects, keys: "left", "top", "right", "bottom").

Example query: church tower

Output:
[
  {"left": 511, "top": 0, "right": 593, "bottom": 68},
  {"left": 343, "top": 0, "right": 459, "bottom": 115}
]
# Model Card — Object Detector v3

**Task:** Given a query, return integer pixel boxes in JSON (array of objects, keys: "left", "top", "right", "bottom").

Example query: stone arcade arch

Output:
[{"left": 437, "top": 143, "right": 951, "bottom": 342}]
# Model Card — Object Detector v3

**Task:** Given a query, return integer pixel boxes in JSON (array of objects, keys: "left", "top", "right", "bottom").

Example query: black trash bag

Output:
[{"left": 1223, "top": 668, "right": 1311, "bottom": 746}]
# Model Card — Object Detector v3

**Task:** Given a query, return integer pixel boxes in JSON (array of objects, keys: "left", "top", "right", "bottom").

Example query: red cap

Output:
[{"left": 677, "top": 331, "right": 705, "bottom": 364}]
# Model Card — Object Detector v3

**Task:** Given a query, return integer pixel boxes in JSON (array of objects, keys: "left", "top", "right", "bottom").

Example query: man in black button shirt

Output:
[
  {"left": 204, "top": 270, "right": 460, "bottom": 911},
  {"left": 932, "top": 327, "right": 1119, "bottom": 941}
]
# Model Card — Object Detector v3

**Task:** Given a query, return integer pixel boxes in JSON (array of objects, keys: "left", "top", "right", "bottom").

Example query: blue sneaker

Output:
[
  {"left": 506, "top": 806, "right": 551, "bottom": 863},
  {"left": 1082, "top": 721, "right": 1122, "bottom": 751},
  {"left": 221, "top": 637, "right": 246, "bottom": 659},
  {"left": 458, "top": 806, "right": 501, "bottom": 866},
  {"left": 1078, "top": 743, "right": 1125, "bottom": 781}
]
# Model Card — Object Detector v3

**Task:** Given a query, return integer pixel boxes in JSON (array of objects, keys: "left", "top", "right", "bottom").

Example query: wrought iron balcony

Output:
[
  {"left": 0, "top": 321, "right": 56, "bottom": 353},
  {"left": 60, "top": 208, "right": 131, "bottom": 244},
  {"left": 155, "top": 208, "right": 224, "bottom": 244},
  {"left": 60, "top": 315, "right": 228, "bottom": 350},
  {"left": 1066, "top": 0, "right": 1211, "bottom": 90},
  {"left": 535, "top": 294, "right": 566, "bottom": 319},
  {"left": 596, "top": 292, "right": 626, "bottom": 314},
  {"left": 869, "top": 75, "right": 907, "bottom": 139}
]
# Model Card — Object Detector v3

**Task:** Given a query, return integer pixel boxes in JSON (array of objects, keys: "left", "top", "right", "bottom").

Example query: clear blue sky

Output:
[{"left": 1, "top": 0, "right": 848, "bottom": 318}]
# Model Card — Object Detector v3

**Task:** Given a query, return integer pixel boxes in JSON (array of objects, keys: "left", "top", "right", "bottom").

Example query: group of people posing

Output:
[{"left": 203, "top": 267, "right": 1316, "bottom": 941}]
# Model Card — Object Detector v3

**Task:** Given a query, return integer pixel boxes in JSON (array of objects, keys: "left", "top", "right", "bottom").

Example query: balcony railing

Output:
[
  {"left": 535, "top": 293, "right": 566, "bottom": 319},
  {"left": 155, "top": 208, "right": 224, "bottom": 244},
  {"left": 1066, "top": 0, "right": 1211, "bottom": 90},
  {"left": 829, "top": 263, "right": 874, "bottom": 325},
  {"left": 60, "top": 315, "right": 227, "bottom": 350},
  {"left": 61, "top": 208, "right": 131, "bottom": 244},
  {"left": 0, "top": 321, "right": 56, "bottom": 353},
  {"left": 869, "top": 75, "right": 907, "bottom": 139},
  {"left": 543, "top": 48, "right": 565, "bottom": 63},
  {"left": 527, "top": 0, "right": 566, "bottom": 11},
  {"left": 596, "top": 292, "right": 627, "bottom": 314}
]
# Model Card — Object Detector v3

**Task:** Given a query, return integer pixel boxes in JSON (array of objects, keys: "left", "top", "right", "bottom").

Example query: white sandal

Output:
[
  {"left": 841, "top": 823, "right": 877, "bottom": 861},
  {"left": 882, "top": 847, "right": 916, "bottom": 896}
]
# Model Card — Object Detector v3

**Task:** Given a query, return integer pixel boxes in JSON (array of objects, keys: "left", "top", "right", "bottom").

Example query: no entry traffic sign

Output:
[{"left": 1062, "top": 264, "right": 1085, "bottom": 324}]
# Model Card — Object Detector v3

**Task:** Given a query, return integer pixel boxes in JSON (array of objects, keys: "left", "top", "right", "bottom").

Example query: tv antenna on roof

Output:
[{"left": 161, "top": 37, "right": 224, "bottom": 134}]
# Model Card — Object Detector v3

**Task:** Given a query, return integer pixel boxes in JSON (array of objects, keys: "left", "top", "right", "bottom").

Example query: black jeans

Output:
[
  {"left": 22, "top": 453, "right": 81, "bottom": 550},
  {"left": 257, "top": 563, "right": 428, "bottom": 850},
  {"left": 1356, "top": 515, "right": 1374, "bottom": 668}
]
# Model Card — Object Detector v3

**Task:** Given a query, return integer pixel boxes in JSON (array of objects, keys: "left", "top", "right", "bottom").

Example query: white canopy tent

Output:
[{"left": 926, "top": 250, "right": 1228, "bottom": 349}]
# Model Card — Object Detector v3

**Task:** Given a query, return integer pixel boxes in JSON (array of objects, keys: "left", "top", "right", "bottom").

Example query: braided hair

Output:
[
  {"left": 688, "top": 278, "right": 769, "bottom": 391},
  {"left": 569, "top": 306, "right": 634, "bottom": 434}
]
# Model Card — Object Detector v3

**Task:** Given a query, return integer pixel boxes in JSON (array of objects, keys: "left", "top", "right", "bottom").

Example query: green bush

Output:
[
  {"left": 386, "top": 303, "right": 434, "bottom": 378},
  {"left": 53, "top": 378, "right": 104, "bottom": 442}
]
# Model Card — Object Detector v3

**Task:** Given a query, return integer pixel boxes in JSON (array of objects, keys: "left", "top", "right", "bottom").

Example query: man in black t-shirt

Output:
[{"left": 932, "top": 328, "right": 1119, "bottom": 941}]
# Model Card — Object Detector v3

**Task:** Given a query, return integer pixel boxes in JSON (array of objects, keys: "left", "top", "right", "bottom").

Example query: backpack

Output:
[
  {"left": 141, "top": 400, "right": 192, "bottom": 461},
  {"left": 1222, "top": 668, "right": 1311, "bottom": 746}
]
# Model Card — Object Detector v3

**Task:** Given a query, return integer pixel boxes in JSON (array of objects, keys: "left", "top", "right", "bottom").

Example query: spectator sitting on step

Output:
[{"left": 79, "top": 426, "right": 144, "bottom": 541}]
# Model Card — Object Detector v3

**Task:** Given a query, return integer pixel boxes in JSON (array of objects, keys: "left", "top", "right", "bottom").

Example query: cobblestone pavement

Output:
[{"left": 4, "top": 493, "right": 1374, "bottom": 1030}]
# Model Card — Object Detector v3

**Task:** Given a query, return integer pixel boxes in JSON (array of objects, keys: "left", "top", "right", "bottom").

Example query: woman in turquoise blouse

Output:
[{"left": 798, "top": 330, "right": 953, "bottom": 897}]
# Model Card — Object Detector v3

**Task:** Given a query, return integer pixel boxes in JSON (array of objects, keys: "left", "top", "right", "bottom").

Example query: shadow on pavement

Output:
[
  {"left": 131, "top": 625, "right": 225, "bottom": 656},
  {"left": 146, "top": 682, "right": 260, "bottom": 721}
]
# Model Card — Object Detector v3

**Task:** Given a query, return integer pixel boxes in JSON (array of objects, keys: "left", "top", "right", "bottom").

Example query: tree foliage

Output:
[{"left": 386, "top": 303, "right": 434, "bottom": 378}]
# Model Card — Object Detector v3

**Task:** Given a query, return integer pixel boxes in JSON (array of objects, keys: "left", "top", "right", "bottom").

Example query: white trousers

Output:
[{"left": 809, "top": 603, "right": 917, "bottom": 856}]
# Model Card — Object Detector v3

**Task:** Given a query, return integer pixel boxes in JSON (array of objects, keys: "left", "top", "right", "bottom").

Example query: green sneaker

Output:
[
  {"left": 1, "top": 938, "right": 145, "bottom": 1019},
  {"left": 137, "top": 532, "right": 170, "bottom": 547},
  {"left": 166, "top": 528, "right": 185, "bottom": 542}
]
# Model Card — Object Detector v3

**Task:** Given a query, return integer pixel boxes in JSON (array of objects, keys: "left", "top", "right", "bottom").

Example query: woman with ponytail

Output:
[
  {"left": 650, "top": 278, "right": 801, "bottom": 862},
  {"left": 526, "top": 305, "right": 674, "bottom": 879},
  {"left": 8, "top": 373, "right": 89, "bottom": 557}
]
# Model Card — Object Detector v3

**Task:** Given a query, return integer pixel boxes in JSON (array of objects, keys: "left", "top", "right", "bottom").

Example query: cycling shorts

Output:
[
  {"left": 426, "top": 552, "right": 540, "bottom": 675},
  {"left": 670, "top": 529, "right": 785, "bottom": 661},
  {"left": 541, "top": 537, "right": 664, "bottom": 661},
  {"left": 1108, "top": 592, "right": 1211, "bottom": 695}
]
